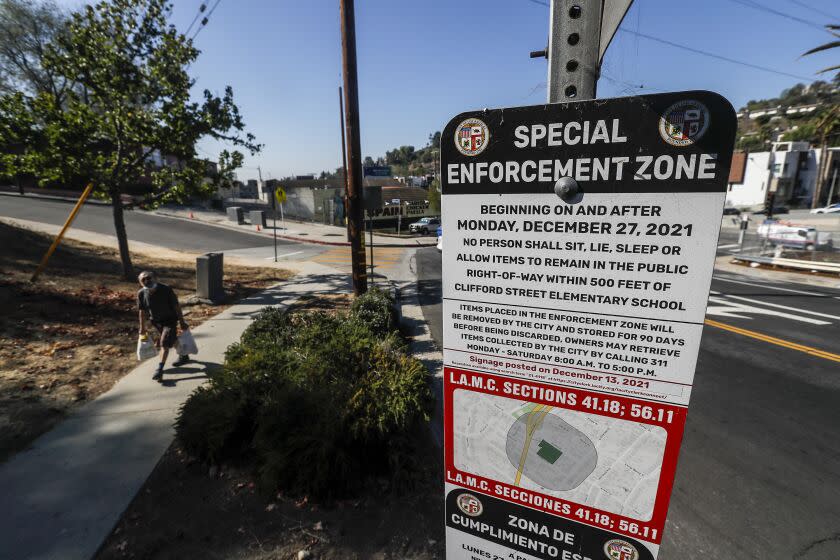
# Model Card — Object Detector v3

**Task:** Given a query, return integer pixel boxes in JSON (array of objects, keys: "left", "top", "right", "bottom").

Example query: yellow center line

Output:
[{"left": 704, "top": 319, "right": 840, "bottom": 363}]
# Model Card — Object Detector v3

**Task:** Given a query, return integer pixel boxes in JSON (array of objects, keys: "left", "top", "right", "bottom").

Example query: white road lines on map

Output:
[{"left": 706, "top": 292, "right": 832, "bottom": 325}]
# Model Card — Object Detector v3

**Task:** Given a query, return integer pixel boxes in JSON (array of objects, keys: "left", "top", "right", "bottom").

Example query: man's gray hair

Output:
[{"left": 138, "top": 270, "right": 157, "bottom": 281}]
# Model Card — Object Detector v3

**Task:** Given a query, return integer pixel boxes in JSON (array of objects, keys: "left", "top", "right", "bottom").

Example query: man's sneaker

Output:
[
  {"left": 152, "top": 366, "right": 163, "bottom": 382},
  {"left": 172, "top": 355, "right": 190, "bottom": 367}
]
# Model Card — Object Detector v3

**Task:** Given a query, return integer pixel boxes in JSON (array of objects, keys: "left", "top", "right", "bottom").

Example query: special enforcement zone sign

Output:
[{"left": 441, "top": 91, "right": 736, "bottom": 560}]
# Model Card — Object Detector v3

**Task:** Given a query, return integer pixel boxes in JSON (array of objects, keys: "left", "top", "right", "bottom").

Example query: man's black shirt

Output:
[{"left": 138, "top": 283, "right": 179, "bottom": 323}]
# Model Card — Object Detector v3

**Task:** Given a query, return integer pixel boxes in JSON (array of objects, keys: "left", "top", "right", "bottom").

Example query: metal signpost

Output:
[
  {"left": 441, "top": 92, "right": 736, "bottom": 559},
  {"left": 275, "top": 186, "right": 287, "bottom": 232},
  {"left": 272, "top": 186, "right": 287, "bottom": 262}
]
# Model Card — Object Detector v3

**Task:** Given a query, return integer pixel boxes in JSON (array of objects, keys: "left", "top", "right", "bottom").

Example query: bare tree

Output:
[{"left": 0, "top": 0, "right": 70, "bottom": 103}]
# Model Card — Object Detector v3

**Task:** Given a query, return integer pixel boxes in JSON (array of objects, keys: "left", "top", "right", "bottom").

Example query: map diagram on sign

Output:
[{"left": 453, "top": 391, "right": 667, "bottom": 521}]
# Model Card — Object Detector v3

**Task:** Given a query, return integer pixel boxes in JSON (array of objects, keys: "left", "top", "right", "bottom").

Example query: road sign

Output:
[
  {"left": 441, "top": 91, "right": 736, "bottom": 560},
  {"left": 364, "top": 165, "right": 392, "bottom": 177},
  {"left": 274, "top": 186, "right": 287, "bottom": 205}
]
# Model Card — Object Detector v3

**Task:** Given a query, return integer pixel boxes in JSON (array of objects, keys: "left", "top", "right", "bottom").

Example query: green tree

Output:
[
  {"left": 427, "top": 178, "right": 440, "bottom": 213},
  {"left": 802, "top": 25, "right": 839, "bottom": 75},
  {"left": 211, "top": 150, "right": 243, "bottom": 191},
  {"left": 781, "top": 123, "right": 818, "bottom": 143},
  {"left": 7, "top": 0, "right": 259, "bottom": 278},
  {"left": 385, "top": 145, "right": 416, "bottom": 166}
]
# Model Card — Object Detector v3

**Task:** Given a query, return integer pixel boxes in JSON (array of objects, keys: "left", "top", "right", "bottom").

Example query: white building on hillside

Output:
[{"left": 726, "top": 142, "right": 837, "bottom": 209}]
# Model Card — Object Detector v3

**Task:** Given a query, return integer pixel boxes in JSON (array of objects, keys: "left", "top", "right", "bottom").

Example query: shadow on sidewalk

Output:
[{"left": 159, "top": 359, "right": 219, "bottom": 386}]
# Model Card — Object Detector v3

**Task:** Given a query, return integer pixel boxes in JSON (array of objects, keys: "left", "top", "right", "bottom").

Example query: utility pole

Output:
[
  {"left": 339, "top": 86, "right": 351, "bottom": 242},
  {"left": 259, "top": 165, "right": 277, "bottom": 262},
  {"left": 542, "top": 1, "right": 632, "bottom": 103},
  {"left": 812, "top": 106, "right": 838, "bottom": 209},
  {"left": 827, "top": 167, "right": 838, "bottom": 207},
  {"left": 547, "top": 1, "right": 601, "bottom": 102},
  {"left": 340, "top": 0, "right": 367, "bottom": 295}
]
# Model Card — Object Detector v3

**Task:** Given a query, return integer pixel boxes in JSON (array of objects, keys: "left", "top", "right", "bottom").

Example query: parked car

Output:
[
  {"left": 810, "top": 202, "right": 840, "bottom": 214},
  {"left": 752, "top": 205, "right": 789, "bottom": 215},
  {"left": 722, "top": 207, "right": 741, "bottom": 215},
  {"left": 409, "top": 217, "right": 440, "bottom": 235},
  {"left": 436, "top": 226, "right": 442, "bottom": 252}
]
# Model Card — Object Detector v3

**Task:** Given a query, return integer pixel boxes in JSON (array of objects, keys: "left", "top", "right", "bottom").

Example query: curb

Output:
[
  {"left": 154, "top": 210, "right": 438, "bottom": 248},
  {"left": 0, "top": 190, "right": 110, "bottom": 205}
]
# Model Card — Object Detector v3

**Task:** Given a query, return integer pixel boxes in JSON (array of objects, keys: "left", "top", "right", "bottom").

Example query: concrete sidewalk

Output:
[
  {"left": 154, "top": 206, "right": 438, "bottom": 248},
  {"left": 0, "top": 265, "right": 352, "bottom": 560}
]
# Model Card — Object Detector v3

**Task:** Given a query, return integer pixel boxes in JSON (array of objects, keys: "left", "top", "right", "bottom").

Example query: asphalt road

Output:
[
  {"left": 416, "top": 246, "right": 840, "bottom": 560},
  {"left": 0, "top": 195, "right": 313, "bottom": 254}
]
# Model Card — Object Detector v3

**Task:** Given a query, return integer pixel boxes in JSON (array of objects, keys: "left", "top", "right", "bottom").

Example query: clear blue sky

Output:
[{"left": 56, "top": 0, "right": 840, "bottom": 181}]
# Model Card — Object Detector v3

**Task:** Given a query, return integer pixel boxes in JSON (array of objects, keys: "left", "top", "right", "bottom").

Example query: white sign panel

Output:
[{"left": 441, "top": 91, "right": 737, "bottom": 560}]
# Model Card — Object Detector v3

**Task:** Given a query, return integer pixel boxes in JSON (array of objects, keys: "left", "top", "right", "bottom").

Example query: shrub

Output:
[
  {"left": 174, "top": 385, "right": 255, "bottom": 464},
  {"left": 349, "top": 287, "right": 395, "bottom": 337},
  {"left": 175, "top": 303, "right": 431, "bottom": 501}
]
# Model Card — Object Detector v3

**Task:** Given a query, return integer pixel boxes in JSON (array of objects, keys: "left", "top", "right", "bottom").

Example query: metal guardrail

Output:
[{"left": 731, "top": 254, "right": 840, "bottom": 274}]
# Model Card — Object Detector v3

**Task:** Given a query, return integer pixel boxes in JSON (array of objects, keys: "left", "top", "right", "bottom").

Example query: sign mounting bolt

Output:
[{"left": 554, "top": 177, "right": 579, "bottom": 201}]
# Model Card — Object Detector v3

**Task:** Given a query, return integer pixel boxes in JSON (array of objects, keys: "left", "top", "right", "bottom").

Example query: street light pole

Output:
[{"left": 340, "top": 0, "right": 367, "bottom": 295}]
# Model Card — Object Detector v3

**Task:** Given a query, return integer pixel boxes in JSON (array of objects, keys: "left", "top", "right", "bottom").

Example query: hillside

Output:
[{"left": 737, "top": 75, "right": 839, "bottom": 150}]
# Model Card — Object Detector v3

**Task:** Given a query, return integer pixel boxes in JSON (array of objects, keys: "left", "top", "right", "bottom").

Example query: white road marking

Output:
[
  {"left": 713, "top": 275, "right": 840, "bottom": 299},
  {"left": 709, "top": 291, "right": 840, "bottom": 321},
  {"left": 717, "top": 243, "right": 740, "bottom": 249},
  {"left": 706, "top": 296, "right": 831, "bottom": 325},
  {"left": 264, "top": 251, "right": 304, "bottom": 260}
]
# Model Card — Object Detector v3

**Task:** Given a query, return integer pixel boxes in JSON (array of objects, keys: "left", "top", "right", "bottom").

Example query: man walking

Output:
[{"left": 137, "top": 270, "right": 190, "bottom": 381}]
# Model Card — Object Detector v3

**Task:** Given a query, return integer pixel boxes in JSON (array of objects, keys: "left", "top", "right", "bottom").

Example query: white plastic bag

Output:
[
  {"left": 136, "top": 334, "right": 157, "bottom": 361},
  {"left": 175, "top": 329, "right": 198, "bottom": 355}
]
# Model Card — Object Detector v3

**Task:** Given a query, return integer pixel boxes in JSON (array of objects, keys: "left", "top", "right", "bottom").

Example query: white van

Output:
[{"left": 756, "top": 220, "right": 833, "bottom": 251}]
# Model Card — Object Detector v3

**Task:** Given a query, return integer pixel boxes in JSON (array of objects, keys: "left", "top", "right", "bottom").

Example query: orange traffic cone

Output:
[
  {"left": 189, "top": 211, "right": 194, "bottom": 219},
  {"left": 256, "top": 225, "right": 261, "bottom": 232}
]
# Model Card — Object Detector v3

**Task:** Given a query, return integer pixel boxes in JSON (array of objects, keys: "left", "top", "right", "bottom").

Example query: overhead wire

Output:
[
  {"left": 788, "top": 0, "right": 840, "bottom": 22},
  {"left": 724, "top": 0, "right": 827, "bottom": 31},
  {"left": 191, "top": 0, "right": 223, "bottom": 41},
  {"left": 616, "top": 29, "right": 815, "bottom": 81},
  {"left": 184, "top": 2, "right": 207, "bottom": 37},
  {"left": 524, "top": 0, "right": 816, "bottom": 81}
]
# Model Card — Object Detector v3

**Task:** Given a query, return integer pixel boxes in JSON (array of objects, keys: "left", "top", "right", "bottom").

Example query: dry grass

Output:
[{"left": 0, "top": 222, "right": 292, "bottom": 462}]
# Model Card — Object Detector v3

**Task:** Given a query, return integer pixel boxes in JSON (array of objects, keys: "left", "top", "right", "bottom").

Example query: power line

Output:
[
  {"left": 617, "top": 29, "right": 815, "bottom": 81},
  {"left": 191, "top": 0, "right": 223, "bottom": 41},
  {"left": 185, "top": 2, "right": 207, "bottom": 37},
  {"left": 724, "top": 0, "right": 827, "bottom": 31},
  {"left": 789, "top": 0, "right": 840, "bottom": 22},
  {"left": 524, "top": 0, "right": 819, "bottom": 81}
]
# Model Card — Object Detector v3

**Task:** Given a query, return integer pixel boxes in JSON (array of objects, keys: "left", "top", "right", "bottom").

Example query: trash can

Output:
[
  {"left": 249, "top": 210, "right": 266, "bottom": 228},
  {"left": 226, "top": 206, "right": 244, "bottom": 224},
  {"left": 196, "top": 252, "right": 224, "bottom": 304}
]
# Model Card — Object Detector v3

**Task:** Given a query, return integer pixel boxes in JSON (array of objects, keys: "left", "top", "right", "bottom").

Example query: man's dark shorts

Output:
[{"left": 152, "top": 320, "right": 178, "bottom": 349}]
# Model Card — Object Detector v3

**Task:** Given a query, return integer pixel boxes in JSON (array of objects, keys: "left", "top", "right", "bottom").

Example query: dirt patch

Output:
[
  {"left": 95, "top": 437, "right": 445, "bottom": 560},
  {"left": 288, "top": 293, "right": 353, "bottom": 314},
  {"left": 0, "top": 222, "right": 292, "bottom": 463}
]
